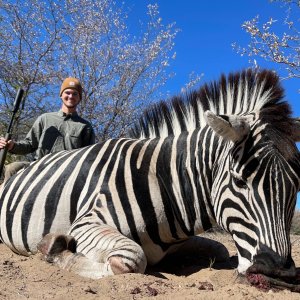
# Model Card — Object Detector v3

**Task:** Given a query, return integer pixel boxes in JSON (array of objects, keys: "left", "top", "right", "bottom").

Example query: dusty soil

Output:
[{"left": 1, "top": 232, "right": 300, "bottom": 300}]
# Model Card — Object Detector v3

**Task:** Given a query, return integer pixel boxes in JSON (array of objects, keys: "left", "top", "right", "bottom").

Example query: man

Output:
[{"left": 0, "top": 77, "right": 95, "bottom": 182}]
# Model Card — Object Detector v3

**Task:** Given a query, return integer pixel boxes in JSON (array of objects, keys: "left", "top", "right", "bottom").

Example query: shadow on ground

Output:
[{"left": 146, "top": 252, "right": 238, "bottom": 277}]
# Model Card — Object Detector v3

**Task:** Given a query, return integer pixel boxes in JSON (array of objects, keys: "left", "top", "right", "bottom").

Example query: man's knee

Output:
[{"left": 4, "top": 161, "right": 29, "bottom": 182}]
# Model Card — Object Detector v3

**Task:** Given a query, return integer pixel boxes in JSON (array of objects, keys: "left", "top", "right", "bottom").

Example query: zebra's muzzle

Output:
[
  {"left": 245, "top": 269, "right": 300, "bottom": 292},
  {"left": 247, "top": 252, "right": 296, "bottom": 279},
  {"left": 245, "top": 246, "right": 300, "bottom": 292}
]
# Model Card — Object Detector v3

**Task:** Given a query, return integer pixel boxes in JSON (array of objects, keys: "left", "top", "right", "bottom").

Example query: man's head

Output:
[{"left": 60, "top": 77, "right": 83, "bottom": 100}]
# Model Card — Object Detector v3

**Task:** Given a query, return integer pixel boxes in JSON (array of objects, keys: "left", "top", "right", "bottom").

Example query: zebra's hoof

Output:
[{"left": 37, "top": 233, "right": 76, "bottom": 262}]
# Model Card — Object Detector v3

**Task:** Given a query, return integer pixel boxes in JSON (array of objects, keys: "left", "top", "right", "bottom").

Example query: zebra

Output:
[{"left": 0, "top": 69, "right": 299, "bottom": 280}]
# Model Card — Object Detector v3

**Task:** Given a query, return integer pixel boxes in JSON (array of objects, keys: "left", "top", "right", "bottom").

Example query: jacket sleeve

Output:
[{"left": 10, "top": 116, "right": 43, "bottom": 155}]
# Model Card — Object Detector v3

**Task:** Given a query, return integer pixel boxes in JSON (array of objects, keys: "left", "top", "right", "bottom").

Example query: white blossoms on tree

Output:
[
  {"left": 0, "top": 0, "right": 179, "bottom": 140},
  {"left": 233, "top": 0, "right": 300, "bottom": 85}
]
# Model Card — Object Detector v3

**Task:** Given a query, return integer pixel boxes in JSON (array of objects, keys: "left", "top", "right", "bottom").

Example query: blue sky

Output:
[{"left": 124, "top": 0, "right": 300, "bottom": 207}]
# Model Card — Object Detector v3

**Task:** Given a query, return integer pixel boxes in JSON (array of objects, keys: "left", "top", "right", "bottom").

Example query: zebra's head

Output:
[
  {"left": 205, "top": 105, "right": 300, "bottom": 278},
  {"left": 130, "top": 69, "right": 300, "bottom": 280}
]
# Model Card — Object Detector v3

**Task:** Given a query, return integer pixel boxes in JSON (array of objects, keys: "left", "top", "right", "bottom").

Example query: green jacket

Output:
[{"left": 10, "top": 110, "right": 95, "bottom": 159}]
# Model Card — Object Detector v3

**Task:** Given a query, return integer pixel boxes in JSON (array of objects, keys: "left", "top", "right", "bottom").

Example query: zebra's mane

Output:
[{"left": 129, "top": 69, "right": 290, "bottom": 139}]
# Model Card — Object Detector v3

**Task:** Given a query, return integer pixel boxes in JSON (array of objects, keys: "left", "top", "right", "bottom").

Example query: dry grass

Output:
[{"left": 291, "top": 209, "right": 300, "bottom": 235}]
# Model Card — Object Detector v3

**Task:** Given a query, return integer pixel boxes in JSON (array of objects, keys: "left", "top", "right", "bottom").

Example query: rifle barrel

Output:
[{"left": 0, "top": 88, "right": 24, "bottom": 177}]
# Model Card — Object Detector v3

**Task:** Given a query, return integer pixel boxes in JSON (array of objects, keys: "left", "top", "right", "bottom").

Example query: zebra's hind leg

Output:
[{"left": 37, "top": 225, "right": 147, "bottom": 279}]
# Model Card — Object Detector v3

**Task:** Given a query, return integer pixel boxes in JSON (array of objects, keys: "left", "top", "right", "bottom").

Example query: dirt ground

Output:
[{"left": 1, "top": 232, "right": 300, "bottom": 300}]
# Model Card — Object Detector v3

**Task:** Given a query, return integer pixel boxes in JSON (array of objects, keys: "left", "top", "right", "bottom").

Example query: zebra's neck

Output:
[{"left": 151, "top": 127, "right": 228, "bottom": 236}]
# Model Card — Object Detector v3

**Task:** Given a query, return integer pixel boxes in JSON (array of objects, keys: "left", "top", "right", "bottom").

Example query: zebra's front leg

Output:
[
  {"left": 169, "top": 235, "right": 230, "bottom": 262},
  {"left": 37, "top": 224, "right": 147, "bottom": 279}
]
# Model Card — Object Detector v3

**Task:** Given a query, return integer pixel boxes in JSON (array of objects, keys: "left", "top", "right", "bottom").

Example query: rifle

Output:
[{"left": 0, "top": 88, "right": 24, "bottom": 176}]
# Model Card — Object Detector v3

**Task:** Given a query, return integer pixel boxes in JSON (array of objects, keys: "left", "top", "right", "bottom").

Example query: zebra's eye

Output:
[
  {"left": 233, "top": 176, "right": 247, "bottom": 189},
  {"left": 230, "top": 170, "right": 248, "bottom": 189}
]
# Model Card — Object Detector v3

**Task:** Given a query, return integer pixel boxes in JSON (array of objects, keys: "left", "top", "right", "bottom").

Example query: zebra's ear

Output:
[
  {"left": 204, "top": 110, "right": 250, "bottom": 142},
  {"left": 292, "top": 118, "right": 300, "bottom": 142}
]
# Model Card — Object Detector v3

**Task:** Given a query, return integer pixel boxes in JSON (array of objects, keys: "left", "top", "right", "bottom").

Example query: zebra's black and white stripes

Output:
[{"left": 0, "top": 69, "right": 300, "bottom": 279}]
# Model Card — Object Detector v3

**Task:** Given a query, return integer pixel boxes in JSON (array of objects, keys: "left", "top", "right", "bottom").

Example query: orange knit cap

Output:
[{"left": 60, "top": 77, "right": 82, "bottom": 99}]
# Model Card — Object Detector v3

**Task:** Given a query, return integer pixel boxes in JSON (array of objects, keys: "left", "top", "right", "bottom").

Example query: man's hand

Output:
[{"left": 0, "top": 137, "right": 14, "bottom": 151}]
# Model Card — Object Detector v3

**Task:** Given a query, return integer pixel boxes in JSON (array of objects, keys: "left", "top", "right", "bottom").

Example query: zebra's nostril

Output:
[{"left": 254, "top": 253, "right": 279, "bottom": 271}]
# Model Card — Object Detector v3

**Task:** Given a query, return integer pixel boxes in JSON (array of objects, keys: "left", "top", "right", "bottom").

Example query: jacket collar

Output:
[{"left": 58, "top": 110, "right": 78, "bottom": 118}]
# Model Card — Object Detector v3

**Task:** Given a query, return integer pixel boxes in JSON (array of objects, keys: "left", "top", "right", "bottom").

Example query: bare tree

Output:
[
  {"left": 0, "top": 0, "right": 179, "bottom": 141},
  {"left": 233, "top": 0, "right": 300, "bottom": 84}
]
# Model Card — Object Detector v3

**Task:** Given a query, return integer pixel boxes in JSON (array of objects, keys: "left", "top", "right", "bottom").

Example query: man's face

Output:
[{"left": 61, "top": 88, "right": 81, "bottom": 109}]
